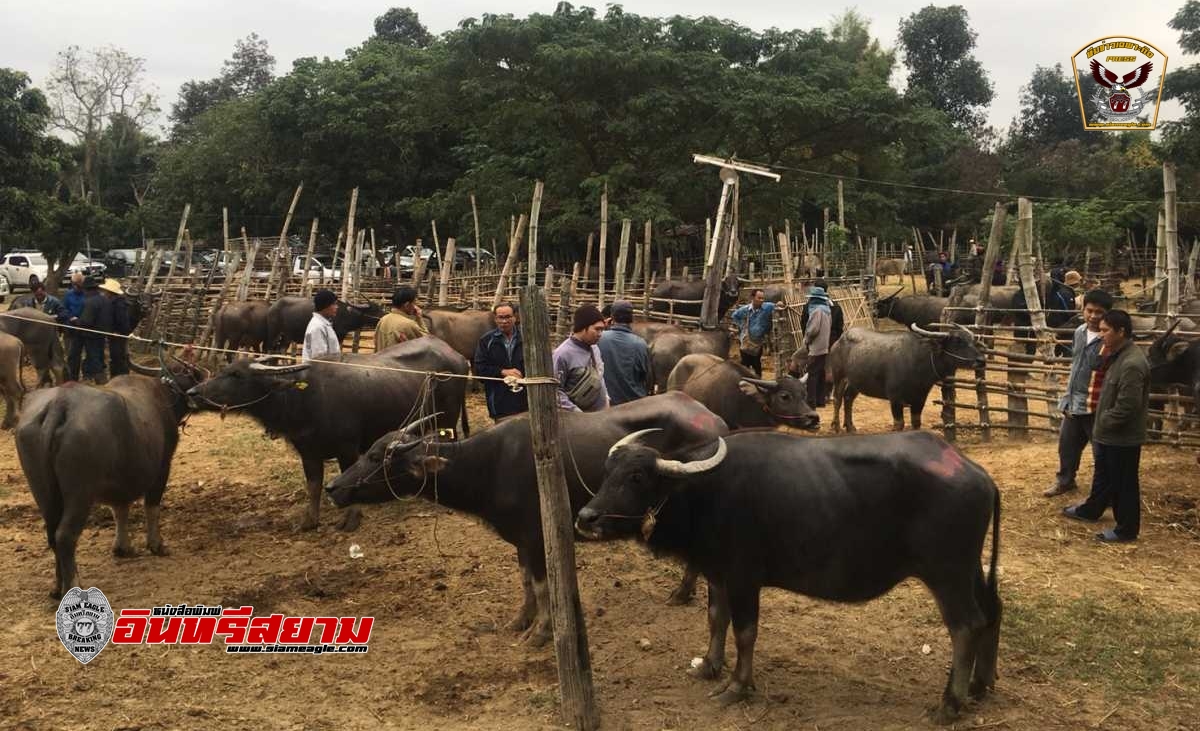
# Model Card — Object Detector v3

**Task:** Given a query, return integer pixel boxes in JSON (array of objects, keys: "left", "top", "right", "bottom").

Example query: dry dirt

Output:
[{"left": 0, "top": 357, "right": 1198, "bottom": 731}]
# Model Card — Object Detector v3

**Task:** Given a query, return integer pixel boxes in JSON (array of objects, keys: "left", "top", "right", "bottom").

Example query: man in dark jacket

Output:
[
  {"left": 61, "top": 272, "right": 87, "bottom": 380},
  {"left": 101, "top": 278, "right": 132, "bottom": 377},
  {"left": 77, "top": 277, "right": 113, "bottom": 383},
  {"left": 1062, "top": 309, "right": 1150, "bottom": 542},
  {"left": 597, "top": 300, "right": 649, "bottom": 405},
  {"left": 472, "top": 302, "right": 528, "bottom": 421}
]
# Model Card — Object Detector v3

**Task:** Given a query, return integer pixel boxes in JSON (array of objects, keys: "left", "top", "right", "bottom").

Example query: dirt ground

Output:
[{"left": 0, "top": 355, "right": 1198, "bottom": 731}]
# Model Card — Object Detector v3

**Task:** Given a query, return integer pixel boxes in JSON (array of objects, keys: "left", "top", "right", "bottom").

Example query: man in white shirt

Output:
[{"left": 303, "top": 289, "right": 342, "bottom": 361}]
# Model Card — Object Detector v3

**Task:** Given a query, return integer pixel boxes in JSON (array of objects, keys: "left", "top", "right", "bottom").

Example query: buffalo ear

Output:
[
  {"left": 1168, "top": 341, "right": 1190, "bottom": 362},
  {"left": 408, "top": 456, "right": 449, "bottom": 478}
]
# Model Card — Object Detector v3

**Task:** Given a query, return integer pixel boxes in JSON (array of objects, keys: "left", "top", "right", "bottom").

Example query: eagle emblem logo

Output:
[
  {"left": 1071, "top": 37, "right": 1167, "bottom": 130},
  {"left": 56, "top": 587, "right": 114, "bottom": 664}
]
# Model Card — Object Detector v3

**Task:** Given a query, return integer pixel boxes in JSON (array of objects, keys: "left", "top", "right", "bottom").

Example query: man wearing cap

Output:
[
  {"left": 553, "top": 304, "right": 609, "bottom": 412},
  {"left": 598, "top": 300, "right": 649, "bottom": 406},
  {"left": 375, "top": 286, "right": 428, "bottom": 351},
  {"left": 101, "top": 278, "right": 133, "bottom": 377},
  {"left": 473, "top": 302, "right": 528, "bottom": 421},
  {"left": 303, "top": 289, "right": 342, "bottom": 361},
  {"left": 730, "top": 288, "right": 776, "bottom": 377},
  {"left": 77, "top": 277, "right": 112, "bottom": 383}
]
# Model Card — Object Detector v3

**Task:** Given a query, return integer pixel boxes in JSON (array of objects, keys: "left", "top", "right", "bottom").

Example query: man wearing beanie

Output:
[
  {"left": 598, "top": 300, "right": 649, "bottom": 405},
  {"left": 553, "top": 304, "right": 609, "bottom": 411},
  {"left": 304, "top": 289, "right": 342, "bottom": 361}
]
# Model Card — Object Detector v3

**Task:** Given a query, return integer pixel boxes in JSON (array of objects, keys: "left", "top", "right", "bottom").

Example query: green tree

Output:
[
  {"left": 0, "top": 69, "right": 59, "bottom": 249},
  {"left": 171, "top": 34, "right": 275, "bottom": 136},
  {"left": 373, "top": 7, "right": 433, "bottom": 47},
  {"left": 897, "top": 5, "right": 993, "bottom": 131},
  {"left": 1010, "top": 64, "right": 1087, "bottom": 148}
]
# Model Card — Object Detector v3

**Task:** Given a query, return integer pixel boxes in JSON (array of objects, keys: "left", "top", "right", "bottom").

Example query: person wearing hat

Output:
[
  {"left": 375, "top": 286, "right": 428, "bottom": 351},
  {"left": 597, "top": 300, "right": 649, "bottom": 405},
  {"left": 553, "top": 304, "right": 609, "bottom": 412},
  {"left": 802, "top": 283, "right": 833, "bottom": 408},
  {"left": 100, "top": 278, "right": 133, "bottom": 377},
  {"left": 76, "top": 276, "right": 112, "bottom": 383},
  {"left": 730, "top": 288, "right": 776, "bottom": 377},
  {"left": 303, "top": 289, "right": 342, "bottom": 361}
]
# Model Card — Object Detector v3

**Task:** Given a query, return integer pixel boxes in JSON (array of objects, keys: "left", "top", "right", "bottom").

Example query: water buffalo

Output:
[
  {"left": 575, "top": 429, "right": 1001, "bottom": 723},
  {"left": 649, "top": 329, "right": 732, "bottom": 394},
  {"left": 1, "top": 331, "right": 23, "bottom": 428},
  {"left": 876, "top": 257, "right": 907, "bottom": 283},
  {"left": 212, "top": 300, "right": 270, "bottom": 360},
  {"left": 1148, "top": 320, "right": 1200, "bottom": 418},
  {"left": 265, "top": 296, "right": 384, "bottom": 352},
  {"left": 630, "top": 321, "right": 682, "bottom": 345},
  {"left": 874, "top": 292, "right": 949, "bottom": 328},
  {"left": 325, "top": 392, "right": 729, "bottom": 646},
  {"left": 831, "top": 323, "right": 984, "bottom": 432},
  {"left": 947, "top": 284, "right": 1022, "bottom": 324},
  {"left": 188, "top": 336, "right": 469, "bottom": 531},
  {"left": 0, "top": 309, "right": 65, "bottom": 386},
  {"left": 16, "top": 358, "right": 205, "bottom": 599},
  {"left": 423, "top": 308, "right": 494, "bottom": 362},
  {"left": 650, "top": 274, "right": 740, "bottom": 319},
  {"left": 667, "top": 352, "right": 818, "bottom": 430}
]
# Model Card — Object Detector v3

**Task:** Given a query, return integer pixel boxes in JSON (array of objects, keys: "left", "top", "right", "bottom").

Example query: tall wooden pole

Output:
[
  {"left": 837, "top": 178, "right": 845, "bottom": 228},
  {"left": 494, "top": 216, "right": 528, "bottom": 308},
  {"left": 582, "top": 233, "right": 594, "bottom": 286},
  {"left": 471, "top": 193, "right": 482, "bottom": 281},
  {"left": 777, "top": 232, "right": 795, "bottom": 301},
  {"left": 528, "top": 180, "right": 545, "bottom": 284},
  {"left": 614, "top": 218, "right": 631, "bottom": 298},
  {"left": 222, "top": 207, "right": 230, "bottom": 254},
  {"left": 342, "top": 188, "right": 359, "bottom": 300},
  {"left": 1185, "top": 237, "right": 1200, "bottom": 300},
  {"left": 642, "top": 221, "right": 652, "bottom": 315},
  {"left": 706, "top": 176, "right": 735, "bottom": 277},
  {"left": 1164, "top": 162, "right": 1180, "bottom": 317},
  {"left": 701, "top": 199, "right": 733, "bottom": 328},
  {"left": 976, "top": 203, "right": 1007, "bottom": 327},
  {"left": 518, "top": 285, "right": 600, "bottom": 731},
  {"left": 1155, "top": 210, "right": 1168, "bottom": 313},
  {"left": 599, "top": 185, "right": 608, "bottom": 308},
  {"left": 300, "top": 218, "right": 320, "bottom": 299},
  {"left": 439, "top": 238, "right": 456, "bottom": 306},
  {"left": 431, "top": 219, "right": 442, "bottom": 271},
  {"left": 279, "top": 182, "right": 303, "bottom": 251},
  {"left": 165, "top": 204, "right": 190, "bottom": 284}
]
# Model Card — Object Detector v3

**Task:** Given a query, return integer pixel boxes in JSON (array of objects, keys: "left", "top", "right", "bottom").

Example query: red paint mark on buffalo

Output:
[
  {"left": 689, "top": 411, "right": 719, "bottom": 433},
  {"left": 925, "top": 446, "right": 965, "bottom": 479}
]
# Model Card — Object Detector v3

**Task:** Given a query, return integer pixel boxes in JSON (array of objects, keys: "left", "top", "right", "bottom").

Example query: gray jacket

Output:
[
  {"left": 1057, "top": 325, "right": 1103, "bottom": 415},
  {"left": 552, "top": 336, "right": 609, "bottom": 412},
  {"left": 598, "top": 325, "right": 649, "bottom": 406}
]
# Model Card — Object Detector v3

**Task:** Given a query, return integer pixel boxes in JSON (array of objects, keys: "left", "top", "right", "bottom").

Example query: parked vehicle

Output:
[
  {"left": 104, "top": 249, "right": 145, "bottom": 278},
  {"left": 65, "top": 253, "right": 106, "bottom": 283},
  {"left": 0, "top": 252, "right": 48, "bottom": 289},
  {"left": 292, "top": 255, "right": 342, "bottom": 281},
  {"left": 0, "top": 274, "right": 9, "bottom": 304}
]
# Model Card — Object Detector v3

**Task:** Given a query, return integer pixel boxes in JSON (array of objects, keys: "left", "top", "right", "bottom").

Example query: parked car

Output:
[
  {"left": 104, "top": 248, "right": 146, "bottom": 278},
  {"left": 0, "top": 251, "right": 48, "bottom": 290},
  {"left": 64, "top": 253, "right": 106, "bottom": 283},
  {"left": 0, "top": 274, "right": 9, "bottom": 304},
  {"left": 292, "top": 254, "right": 342, "bottom": 281}
]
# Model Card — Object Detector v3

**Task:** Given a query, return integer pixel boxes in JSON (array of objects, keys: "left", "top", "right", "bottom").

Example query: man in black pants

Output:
[
  {"left": 1062, "top": 310, "right": 1149, "bottom": 542},
  {"left": 1044, "top": 289, "right": 1112, "bottom": 497}
]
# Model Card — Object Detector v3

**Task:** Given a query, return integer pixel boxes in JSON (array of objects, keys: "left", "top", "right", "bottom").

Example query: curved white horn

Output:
[
  {"left": 655, "top": 438, "right": 728, "bottom": 477},
  {"left": 953, "top": 322, "right": 977, "bottom": 339},
  {"left": 910, "top": 322, "right": 948, "bottom": 339},
  {"left": 608, "top": 428, "right": 663, "bottom": 458},
  {"left": 129, "top": 360, "right": 161, "bottom": 376},
  {"left": 248, "top": 362, "right": 310, "bottom": 375},
  {"left": 401, "top": 412, "right": 443, "bottom": 437}
]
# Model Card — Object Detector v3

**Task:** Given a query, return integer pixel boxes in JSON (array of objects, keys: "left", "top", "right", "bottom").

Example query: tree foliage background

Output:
[{"left": 2, "top": 2, "right": 1198, "bottom": 277}]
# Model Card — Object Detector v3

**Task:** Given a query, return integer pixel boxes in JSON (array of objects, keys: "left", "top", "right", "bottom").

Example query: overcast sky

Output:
[{"left": 1, "top": 0, "right": 1188, "bottom": 137}]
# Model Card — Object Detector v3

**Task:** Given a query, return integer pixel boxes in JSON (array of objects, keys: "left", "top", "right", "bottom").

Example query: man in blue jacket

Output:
[
  {"left": 60, "top": 272, "right": 87, "bottom": 381},
  {"left": 472, "top": 302, "right": 528, "bottom": 421},
  {"left": 730, "top": 288, "right": 775, "bottom": 377},
  {"left": 597, "top": 300, "right": 649, "bottom": 405}
]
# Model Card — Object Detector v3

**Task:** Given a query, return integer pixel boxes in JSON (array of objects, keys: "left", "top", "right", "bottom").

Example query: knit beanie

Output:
[{"left": 572, "top": 304, "right": 605, "bottom": 333}]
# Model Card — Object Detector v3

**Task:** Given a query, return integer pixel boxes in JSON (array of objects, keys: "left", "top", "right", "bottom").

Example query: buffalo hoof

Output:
[
  {"left": 522, "top": 625, "right": 552, "bottom": 648},
  {"left": 505, "top": 613, "right": 534, "bottom": 633},
  {"left": 687, "top": 657, "right": 723, "bottom": 680},
  {"left": 929, "top": 702, "right": 961, "bottom": 726},
  {"left": 112, "top": 543, "right": 136, "bottom": 558},
  {"left": 969, "top": 678, "right": 994, "bottom": 700},
  {"left": 665, "top": 587, "right": 695, "bottom": 606},
  {"left": 710, "top": 681, "right": 752, "bottom": 706},
  {"left": 148, "top": 542, "right": 170, "bottom": 557},
  {"left": 298, "top": 512, "right": 320, "bottom": 532},
  {"left": 335, "top": 508, "right": 362, "bottom": 532}
]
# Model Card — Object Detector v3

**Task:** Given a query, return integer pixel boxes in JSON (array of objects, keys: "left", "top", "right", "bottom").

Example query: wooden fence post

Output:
[
  {"left": 642, "top": 221, "right": 652, "bottom": 315},
  {"left": 342, "top": 187, "right": 359, "bottom": 300},
  {"left": 439, "top": 238, "right": 457, "bottom": 306},
  {"left": 614, "top": 219, "right": 631, "bottom": 298},
  {"left": 518, "top": 285, "right": 600, "bottom": 731},
  {"left": 1164, "top": 162, "right": 1180, "bottom": 317},
  {"left": 300, "top": 218, "right": 320, "bottom": 299},
  {"left": 528, "top": 181, "right": 545, "bottom": 281},
  {"left": 582, "top": 233, "right": 594, "bottom": 287},
  {"left": 164, "top": 204, "right": 190, "bottom": 286},
  {"left": 599, "top": 185, "right": 608, "bottom": 308},
  {"left": 493, "top": 216, "right": 528, "bottom": 308}
]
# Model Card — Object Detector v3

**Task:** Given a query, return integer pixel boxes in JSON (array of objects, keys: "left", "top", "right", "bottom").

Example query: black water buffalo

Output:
[
  {"left": 575, "top": 429, "right": 1001, "bottom": 723},
  {"left": 874, "top": 292, "right": 950, "bottom": 328},
  {"left": 667, "top": 353, "right": 818, "bottom": 430},
  {"left": 16, "top": 358, "right": 205, "bottom": 599},
  {"left": 188, "top": 337, "right": 469, "bottom": 531},
  {"left": 947, "top": 284, "right": 1022, "bottom": 323},
  {"left": 1148, "top": 320, "right": 1200, "bottom": 417},
  {"left": 212, "top": 300, "right": 270, "bottom": 360},
  {"left": 423, "top": 308, "right": 494, "bottom": 362},
  {"left": 648, "top": 329, "right": 732, "bottom": 394},
  {"left": 630, "top": 320, "right": 681, "bottom": 345},
  {"left": 1, "top": 331, "right": 23, "bottom": 428},
  {"left": 325, "top": 392, "right": 730, "bottom": 645},
  {"left": 265, "top": 296, "right": 384, "bottom": 352},
  {"left": 0, "top": 309, "right": 65, "bottom": 386},
  {"left": 831, "top": 323, "right": 984, "bottom": 432},
  {"left": 650, "top": 274, "right": 740, "bottom": 319}
]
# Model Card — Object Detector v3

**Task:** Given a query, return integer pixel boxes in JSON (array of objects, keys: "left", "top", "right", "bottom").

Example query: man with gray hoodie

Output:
[
  {"left": 553, "top": 304, "right": 610, "bottom": 412},
  {"left": 803, "top": 284, "right": 833, "bottom": 408}
]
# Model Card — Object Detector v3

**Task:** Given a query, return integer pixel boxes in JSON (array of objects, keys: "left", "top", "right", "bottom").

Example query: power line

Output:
[{"left": 742, "top": 158, "right": 1200, "bottom": 206}]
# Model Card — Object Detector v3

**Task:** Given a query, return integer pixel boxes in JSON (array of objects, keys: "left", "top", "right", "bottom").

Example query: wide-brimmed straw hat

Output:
[{"left": 98, "top": 278, "right": 126, "bottom": 296}]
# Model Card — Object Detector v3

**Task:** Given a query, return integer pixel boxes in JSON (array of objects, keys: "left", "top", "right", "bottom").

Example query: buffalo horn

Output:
[
  {"left": 608, "top": 428, "right": 663, "bottom": 458},
  {"left": 401, "top": 412, "right": 443, "bottom": 437},
  {"left": 1164, "top": 319, "right": 1180, "bottom": 338},
  {"left": 910, "top": 322, "right": 948, "bottom": 339},
  {"left": 248, "top": 361, "right": 310, "bottom": 375},
  {"left": 129, "top": 360, "right": 162, "bottom": 376},
  {"left": 654, "top": 438, "right": 728, "bottom": 477},
  {"left": 952, "top": 322, "right": 977, "bottom": 340}
]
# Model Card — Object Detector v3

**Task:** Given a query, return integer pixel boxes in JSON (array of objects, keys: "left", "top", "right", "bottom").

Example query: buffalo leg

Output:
[
  {"left": 712, "top": 585, "right": 759, "bottom": 705},
  {"left": 842, "top": 387, "right": 860, "bottom": 433},
  {"left": 53, "top": 502, "right": 89, "bottom": 600},
  {"left": 145, "top": 503, "right": 168, "bottom": 556},
  {"left": 506, "top": 546, "right": 537, "bottom": 632},
  {"left": 890, "top": 400, "right": 906, "bottom": 431},
  {"left": 333, "top": 452, "right": 364, "bottom": 532},
  {"left": 110, "top": 504, "right": 134, "bottom": 557},
  {"left": 911, "top": 405, "right": 924, "bottom": 431},
  {"left": 667, "top": 564, "right": 699, "bottom": 605},
  {"left": 688, "top": 579, "right": 728, "bottom": 681},
  {"left": 299, "top": 457, "right": 325, "bottom": 531},
  {"left": 930, "top": 576, "right": 987, "bottom": 724},
  {"left": 970, "top": 573, "right": 1003, "bottom": 699},
  {"left": 831, "top": 380, "right": 844, "bottom": 433},
  {"left": 524, "top": 573, "right": 553, "bottom": 648}
]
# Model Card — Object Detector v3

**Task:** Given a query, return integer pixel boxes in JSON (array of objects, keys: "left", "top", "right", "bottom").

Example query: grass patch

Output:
[{"left": 1004, "top": 591, "right": 1200, "bottom": 698}]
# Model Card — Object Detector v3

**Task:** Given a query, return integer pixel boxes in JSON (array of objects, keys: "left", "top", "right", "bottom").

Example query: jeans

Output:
[
  {"left": 66, "top": 334, "right": 83, "bottom": 381},
  {"left": 739, "top": 349, "right": 763, "bottom": 378},
  {"left": 82, "top": 337, "right": 107, "bottom": 383},
  {"left": 109, "top": 337, "right": 129, "bottom": 377},
  {"left": 806, "top": 353, "right": 828, "bottom": 407},
  {"left": 1055, "top": 412, "right": 1096, "bottom": 489},
  {"left": 1077, "top": 443, "right": 1142, "bottom": 539}
]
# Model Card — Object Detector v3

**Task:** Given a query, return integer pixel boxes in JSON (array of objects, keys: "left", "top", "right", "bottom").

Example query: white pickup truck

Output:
[
  {"left": 292, "top": 255, "right": 342, "bottom": 281},
  {"left": 0, "top": 251, "right": 106, "bottom": 289}
]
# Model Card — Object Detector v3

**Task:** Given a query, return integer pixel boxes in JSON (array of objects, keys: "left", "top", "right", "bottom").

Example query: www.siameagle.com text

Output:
[{"left": 227, "top": 644, "right": 369, "bottom": 654}]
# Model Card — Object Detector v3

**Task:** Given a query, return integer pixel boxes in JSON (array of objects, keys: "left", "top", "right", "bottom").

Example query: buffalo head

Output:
[
  {"left": 871, "top": 287, "right": 904, "bottom": 319},
  {"left": 334, "top": 299, "right": 384, "bottom": 332},
  {"left": 911, "top": 323, "right": 985, "bottom": 371},
  {"left": 575, "top": 429, "right": 726, "bottom": 541},
  {"left": 325, "top": 414, "right": 445, "bottom": 507},
  {"left": 1147, "top": 320, "right": 1195, "bottom": 381},
  {"left": 738, "top": 376, "right": 819, "bottom": 430},
  {"left": 186, "top": 356, "right": 309, "bottom": 412}
]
